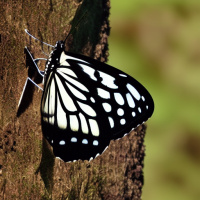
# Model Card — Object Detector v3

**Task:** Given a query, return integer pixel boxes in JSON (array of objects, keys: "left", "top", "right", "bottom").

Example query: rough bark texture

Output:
[{"left": 0, "top": 0, "right": 146, "bottom": 199}]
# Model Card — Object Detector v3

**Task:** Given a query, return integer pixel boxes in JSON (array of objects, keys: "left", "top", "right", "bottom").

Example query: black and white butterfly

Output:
[{"left": 18, "top": 29, "right": 154, "bottom": 162}]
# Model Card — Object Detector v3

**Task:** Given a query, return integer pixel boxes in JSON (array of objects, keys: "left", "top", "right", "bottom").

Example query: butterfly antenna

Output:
[
  {"left": 63, "top": 11, "right": 88, "bottom": 44},
  {"left": 25, "top": 29, "right": 55, "bottom": 48}
]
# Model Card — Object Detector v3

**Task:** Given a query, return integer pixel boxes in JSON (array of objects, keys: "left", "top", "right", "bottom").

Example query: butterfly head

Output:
[
  {"left": 47, "top": 41, "right": 65, "bottom": 66},
  {"left": 55, "top": 41, "right": 65, "bottom": 51},
  {"left": 43, "top": 41, "right": 65, "bottom": 84}
]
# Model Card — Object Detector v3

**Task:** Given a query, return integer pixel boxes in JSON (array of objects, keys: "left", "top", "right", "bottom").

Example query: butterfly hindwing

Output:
[{"left": 41, "top": 41, "right": 154, "bottom": 162}]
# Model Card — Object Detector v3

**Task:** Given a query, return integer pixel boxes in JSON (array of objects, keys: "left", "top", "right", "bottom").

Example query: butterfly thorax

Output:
[{"left": 43, "top": 41, "right": 65, "bottom": 84}]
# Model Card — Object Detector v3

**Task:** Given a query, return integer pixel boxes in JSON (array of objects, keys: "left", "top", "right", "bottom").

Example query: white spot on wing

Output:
[
  {"left": 108, "top": 117, "right": 114, "bottom": 128},
  {"left": 49, "top": 116, "right": 55, "bottom": 125},
  {"left": 119, "top": 74, "right": 127, "bottom": 77},
  {"left": 59, "top": 140, "right": 65, "bottom": 145},
  {"left": 79, "top": 64, "right": 97, "bottom": 81},
  {"left": 79, "top": 113, "right": 89, "bottom": 134},
  {"left": 132, "top": 112, "right": 136, "bottom": 117},
  {"left": 60, "top": 52, "right": 70, "bottom": 66},
  {"left": 89, "top": 157, "right": 93, "bottom": 162},
  {"left": 126, "top": 93, "right": 135, "bottom": 108},
  {"left": 102, "top": 146, "right": 108, "bottom": 154},
  {"left": 97, "top": 88, "right": 110, "bottom": 99},
  {"left": 82, "top": 139, "right": 88, "bottom": 144},
  {"left": 142, "top": 96, "right": 145, "bottom": 101},
  {"left": 102, "top": 103, "right": 111, "bottom": 112},
  {"left": 95, "top": 153, "right": 100, "bottom": 158},
  {"left": 43, "top": 117, "right": 48, "bottom": 123},
  {"left": 117, "top": 108, "right": 124, "bottom": 116},
  {"left": 48, "top": 78, "right": 55, "bottom": 115},
  {"left": 93, "top": 140, "right": 99, "bottom": 146},
  {"left": 70, "top": 115, "right": 79, "bottom": 132},
  {"left": 89, "top": 119, "right": 99, "bottom": 136},
  {"left": 90, "top": 97, "right": 95, "bottom": 103},
  {"left": 77, "top": 101, "right": 96, "bottom": 117},
  {"left": 57, "top": 95, "right": 67, "bottom": 129},
  {"left": 42, "top": 73, "right": 53, "bottom": 114},
  {"left": 99, "top": 71, "right": 118, "bottom": 89},
  {"left": 120, "top": 119, "right": 126, "bottom": 125},
  {"left": 71, "top": 137, "right": 77, "bottom": 142},
  {"left": 114, "top": 93, "right": 124, "bottom": 105},
  {"left": 127, "top": 83, "right": 140, "bottom": 100},
  {"left": 44, "top": 72, "right": 52, "bottom": 90}
]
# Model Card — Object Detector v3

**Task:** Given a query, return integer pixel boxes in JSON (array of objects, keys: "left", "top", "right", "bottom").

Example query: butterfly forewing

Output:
[{"left": 41, "top": 41, "right": 154, "bottom": 162}]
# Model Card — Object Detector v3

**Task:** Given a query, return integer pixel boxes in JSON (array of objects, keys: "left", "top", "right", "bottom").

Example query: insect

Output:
[{"left": 18, "top": 29, "right": 154, "bottom": 162}]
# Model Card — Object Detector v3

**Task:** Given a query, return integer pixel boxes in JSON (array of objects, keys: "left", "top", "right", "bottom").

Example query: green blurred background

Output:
[{"left": 108, "top": 1, "right": 200, "bottom": 200}]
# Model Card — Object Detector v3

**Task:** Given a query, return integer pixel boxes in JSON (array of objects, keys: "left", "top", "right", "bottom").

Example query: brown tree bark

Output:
[{"left": 0, "top": 0, "right": 146, "bottom": 199}]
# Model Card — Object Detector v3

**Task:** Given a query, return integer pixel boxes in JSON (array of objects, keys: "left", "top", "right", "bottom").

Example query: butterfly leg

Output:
[{"left": 18, "top": 77, "right": 43, "bottom": 106}]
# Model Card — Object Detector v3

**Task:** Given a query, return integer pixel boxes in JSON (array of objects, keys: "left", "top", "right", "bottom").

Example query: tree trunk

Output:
[{"left": 0, "top": 0, "right": 146, "bottom": 199}]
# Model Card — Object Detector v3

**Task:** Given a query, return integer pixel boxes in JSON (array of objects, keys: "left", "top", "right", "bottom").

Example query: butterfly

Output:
[{"left": 18, "top": 29, "right": 154, "bottom": 162}]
